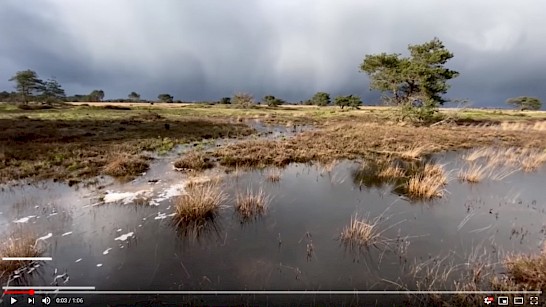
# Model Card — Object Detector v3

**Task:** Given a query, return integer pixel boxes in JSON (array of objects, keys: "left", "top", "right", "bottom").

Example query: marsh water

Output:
[{"left": 1, "top": 143, "right": 545, "bottom": 305}]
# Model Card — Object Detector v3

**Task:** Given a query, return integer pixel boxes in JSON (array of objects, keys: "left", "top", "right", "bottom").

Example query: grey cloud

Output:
[{"left": 0, "top": 0, "right": 544, "bottom": 108}]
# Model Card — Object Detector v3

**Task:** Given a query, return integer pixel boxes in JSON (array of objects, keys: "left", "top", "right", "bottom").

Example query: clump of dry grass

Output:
[
  {"left": 265, "top": 168, "right": 282, "bottom": 182},
  {"left": 340, "top": 214, "right": 381, "bottom": 247},
  {"left": 520, "top": 149, "right": 546, "bottom": 172},
  {"left": 457, "top": 163, "right": 490, "bottom": 183},
  {"left": 463, "top": 147, "right": 546, "bottom": 173},
  {"left": 405, "top": 163, "right": 446, "bottom": 199},
  {"left": 236, "top": 188, "right": 270, "bottom": 219},
  {"left": 501, "top": 249, "right": 546, "bottom": 290},
  {"left": 498, "top": 121, "right": 546, "bottom": 132},
  {"left": 103, "top": 153, "right": 149, "bottom": 178},
  {"left": 173, "top": 181, "right": 227, "bottom": 226},
  {"left": 398, "top": 144, "right": 429, "bottom": 160},
  {"left": 174, "top": 151, "right": 214, "bottom": 171},
  {"left": 377, "top": 164, "right": 406, "bottom": 179},
  {"left": 0, "top": 233, "right": 41, "bottom": 276}
]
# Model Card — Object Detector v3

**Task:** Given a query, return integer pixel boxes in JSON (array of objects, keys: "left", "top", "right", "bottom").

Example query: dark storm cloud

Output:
[{"left": 0, "top": 0, "right": 545, "bottom": 107}]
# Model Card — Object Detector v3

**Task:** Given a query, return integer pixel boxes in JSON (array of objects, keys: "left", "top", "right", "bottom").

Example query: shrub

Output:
[
  {"left": 232, "top": 92, "right": 255, "bottom": 108},
  {"left": 263, "top": 95, "right": 285, "bottom": 107},
  {"left": 310, "top": 92, "right": 330, "bottom": 106}
]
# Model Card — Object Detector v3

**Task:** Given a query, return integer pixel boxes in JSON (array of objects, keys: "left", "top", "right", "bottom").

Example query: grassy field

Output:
[
  {"left": 1, "top": 102, "right": 546, "bottom": 183},
  {"left": 1, "top": 101, "right": 546, "bottom": 298}
]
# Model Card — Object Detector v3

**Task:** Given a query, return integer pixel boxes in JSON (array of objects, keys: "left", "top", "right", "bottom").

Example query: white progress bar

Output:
[
  {"left": 3, "top": 290, "right": 540, "bottom": 295},
  {"left": 1, "top": 257, "right": 52, "bottom": 261}
]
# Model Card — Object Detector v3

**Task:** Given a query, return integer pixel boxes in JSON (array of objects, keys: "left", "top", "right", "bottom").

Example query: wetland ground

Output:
[{"left": 0, "top": 102, "right": 545, "bottom": 306}]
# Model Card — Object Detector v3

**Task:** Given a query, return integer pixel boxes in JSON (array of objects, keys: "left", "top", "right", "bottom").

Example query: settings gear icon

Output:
[{"left": 484, "top": 296, "right": 494, "bottom": 305}]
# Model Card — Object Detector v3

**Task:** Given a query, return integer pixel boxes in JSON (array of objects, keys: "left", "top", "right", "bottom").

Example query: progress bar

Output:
[
  {"left": 3, "top": 287, "right": 95, "bottom": 290},
  {"left": 1, "top": 257, "right": 52, "bottom": 261},
  {"left": 4, "top": 290, "right": 540, "bottom": 295}
]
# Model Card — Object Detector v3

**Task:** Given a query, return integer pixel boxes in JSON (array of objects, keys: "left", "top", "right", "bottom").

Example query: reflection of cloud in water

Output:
[{"left": 235, "top": 258, "right": 276, "bottom": 288}]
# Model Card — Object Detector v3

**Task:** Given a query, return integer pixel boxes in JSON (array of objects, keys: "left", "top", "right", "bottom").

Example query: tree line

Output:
[{"left": 1, "top": 38, "right": 542, "bottom": 116}]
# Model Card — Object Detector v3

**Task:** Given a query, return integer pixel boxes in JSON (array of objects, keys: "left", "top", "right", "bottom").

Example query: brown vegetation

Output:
[
  {"left": 0, "top": 233, "right": 41, "bottom": 277},
  {"left": 173, "top": 181, "right": 227, "bottom": 227},
  {"left": 0, "top": 108, "right": 253, "bottom": 183},
  {"left": 265, "top": 168, "right": 282, "bottom": 182},
  {"left": 174, "top": 151, "right": 214, "bottom": 171},
  {"left": 399, "top": 162, "right": 447, "bottom": 200},
  {"left": 103, "top": 153, "right": 149, "bottom": 178},
  {"left": 500, "top": 249, "right": 546, "bottom": 290},
  {"left": 235, "top": 188, "right": 270, "bottom": 220},
  {"left": 340, "top": 214, "right": 382, "bottom": 247},
  {"left": 211, "top": 121, "right": 546, "bottom": 170},
  {"left": 458, "top": 163, "right": 489, "bottom": 183}
]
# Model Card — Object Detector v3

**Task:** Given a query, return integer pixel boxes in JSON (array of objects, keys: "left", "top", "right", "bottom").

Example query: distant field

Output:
[{"left": 1, "top": 101, "right": 545, "bottom": 183}]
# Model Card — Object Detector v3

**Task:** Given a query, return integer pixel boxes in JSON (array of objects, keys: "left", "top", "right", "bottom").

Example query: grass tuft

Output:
[
  {"left": 103, "top": 153, "right": 149, "bottom": 178},
  {"left": 0, "top": 233, "right": 41, "bottom": 277},
  {"left": 173, "top": 181, "right": 227, "bottom": 226},
  {"left": 377, "top": 164, "right": 406, "bottom": 179},
  {"left": 457, "top": 163, "right": 489, "bottom": 183},
  {"left": 405, "top": 163, "right": 446, "bottom": 199},
  {"left": 265, "top": 168, "right": 282, "bottom": 182},
  {"left": 502, "top": 250, "right": 546, "bottom": 290},
  {"left": 236, "top": 188, "right": 270, "bottom": 220},
  {"left": 174, "top": 151, "right": 214, "bottom": 171},
  {"left": 398, "top": 144, "right": 429, "bottom": 160},
  {"left": 340, "top": 214, "right": 381, "bottom": 247}
]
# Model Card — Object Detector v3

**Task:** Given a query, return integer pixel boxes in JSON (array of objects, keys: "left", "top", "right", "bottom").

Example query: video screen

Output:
[{"left": 0, "top": 0, "right": 544, "bottom": 306}]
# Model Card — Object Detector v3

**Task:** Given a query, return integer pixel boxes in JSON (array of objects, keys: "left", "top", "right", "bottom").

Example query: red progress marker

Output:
[{"left": 4, "top": 289, "right": 34, "bottom": 295}]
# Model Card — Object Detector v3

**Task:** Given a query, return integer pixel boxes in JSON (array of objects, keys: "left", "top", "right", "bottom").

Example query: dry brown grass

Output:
[
  {"left": 520, "top": 149, "right": 546, "bottom": 172},
  {"left": 497, "top": 121, "right": 546, "bottom": 132},
  {"left": 235, "top": 187, "right": 270, "bottom": 219},
  {"left": 0, "top": 233, "right": 41, "bottom": 277},
  {"left": 462, "top": 147, "right": 545, "bottom": 177},
  {"left": 405, "top": 163, "right": 446, "bottom": 199},
  {"left": 457, "top": 163, "right": 490, "bottom": 183},
  {"left": 398, "top": 144, "right": 429, "bottom": 160},
  {"left": 340, "top": 214, "right": 382, "bottom": 247},
  {"left": 173, "top": 181, "right": 227, "bottom": 226},
  {"left": 0, "top": 110, "right": 254, "bottom": 183},
  {"left": 212, "top": 121, "right": 546, "bottom": 171},
  {"left": 501, "top": 250, "right": 546, "bottom": 290},
  {"left": 174, "top": 151, "right": 214, "bottom": 171},
  {"left": 377, "top": 164, "right": 406, "bottom": 179},
  {"left": 103, "top": 153, "right": 149, "bottom": 178},
  {"left": 265, "top": 168, "right": 282, "bottom": 182}
]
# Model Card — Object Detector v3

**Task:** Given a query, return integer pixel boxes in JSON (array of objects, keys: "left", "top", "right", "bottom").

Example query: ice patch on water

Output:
[
  {"left": 114, "top": 232, "right": 134, "bottom": 241},
  {"left": 103, "top": 189, "right": 152, "bottom": 205},
  {"left": 14, "top": 215, "right": 36, "bottom": 223},
  {"left": 149, "top": 183, "right": 186, "bottom": 206},
  {"left": 154, "top": 212, "right": 167, "bottom": 220},
  {"left": 47, "top": 212, "right": 58, "bottom": 217},
  {"left": 116, "top": 229, "right": 122, "bottom": 232},
  {"left": 61, "top": 232, "right": 72, "bottom": 237},
  {"left": 154, "top": 212, "right": 177, "bottom": 220},
  {"left": 36, "top": 233, "right": 53, "bottom": 242},
  {"left": 103, "top": 248, "right": 112, "bottom": 255}
]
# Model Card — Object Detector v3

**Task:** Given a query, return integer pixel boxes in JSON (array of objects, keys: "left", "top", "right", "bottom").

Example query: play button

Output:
[{"left": 10, "top": 297, "right": 17, "bottom": 305}]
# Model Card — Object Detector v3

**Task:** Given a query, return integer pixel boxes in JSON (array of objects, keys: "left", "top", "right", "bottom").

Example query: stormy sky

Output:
[{"left": 0, "top": 0, "right": 545, "bottom": 107}]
